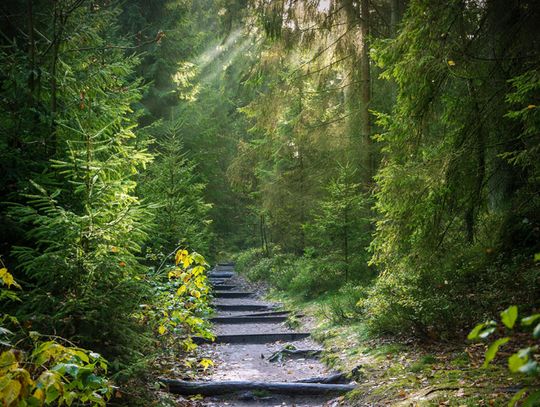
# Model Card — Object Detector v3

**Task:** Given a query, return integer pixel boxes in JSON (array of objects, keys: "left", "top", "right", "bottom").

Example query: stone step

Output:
[
  {"left": 237, "top": 310, "right": 292, "bottom": 317},
  {"left": 210, "top": 315, "right": 289, "bottom": 324},
  {"left": 209, "top": 284, "right": 236, "bottom": 290},
  {"left": 213, "top": 291, "right": 254, "bottom": 298},
  {"left": 213, "top": 304, "right": 276, "bottom": 312},
  {"left": 193, "top": 332, "right": 311, "bottom": 344},
  {"left": 208, "top": 271, "right": 235, "bottom": 279}
]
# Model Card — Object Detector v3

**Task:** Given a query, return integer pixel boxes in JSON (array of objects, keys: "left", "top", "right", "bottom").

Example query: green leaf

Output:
[
  {"left": 523, "top": 389, "right": 540, "bottom": 407},
  {"left": 468, "top": 321, "right": 496, "bottom": 340},
  {"left": 508, "top": 353, "right": 527, "bottom": 373},
  {"left": 501, "top": 306, "right": 518, "bottom": 329},
  {"left": 534, "top": 252, "right": 540, "bottom": 262},
  {"left": 518, "top": 360, "right": 539, "bottom": 375},
  {"left": 533, "top": 323, "right": 540, "bottom": 339},
  {"left": 507, "top": 388, "right": 527, "bottom": 407},
  {"left": 0, "top": 380, "right": 21, "bottom": 405},
  {"left": 521, "top": 314, "right": 540, "bottom": 326},
  {"left": 483, "top": 337, "right": 509, "bottom": 367}
]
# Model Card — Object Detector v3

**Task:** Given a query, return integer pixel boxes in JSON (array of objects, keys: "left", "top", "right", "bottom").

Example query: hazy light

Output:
[
  {"left": 194, "top": 29, "right": 243, "bottom": 71},
  {"left": 317, "top": 0, "right": 330, "bottom": 12},
  {"left": 198, "top": 36, "right": 252, "bottom": 84}
]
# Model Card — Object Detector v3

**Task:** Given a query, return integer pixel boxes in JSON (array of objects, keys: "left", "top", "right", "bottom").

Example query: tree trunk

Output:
[
  {"left": 360, "top": 0, "right": 372, "bottom": 183},
  {"left": 390, "top": 0, "right": 401, "bottom": 36}
]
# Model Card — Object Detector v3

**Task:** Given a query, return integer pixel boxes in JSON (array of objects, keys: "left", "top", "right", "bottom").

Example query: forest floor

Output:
[
  {"left": 160, "top": 266, "right": 356, "bottom": 406},
  {"left": 156, "top": 267, "right": 538, "bottom": 406},
  {"left": 273, "top": 293, "right": 539, "bottom": 406}
]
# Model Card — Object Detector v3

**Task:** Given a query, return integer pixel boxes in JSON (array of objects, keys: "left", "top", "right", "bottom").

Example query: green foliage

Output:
[
  {"left": 139, "top": 125, "right": 213, "bottom": 256},
  {"left": 469, "top": 305, "right": 540, "bottom": 405},
  {"left": 2, "top": 0, "right": 155, "bottom": 368},
  {"left": 363, "top": 0, "right": 540, "bottom": 337},
  {"left": 0, "top": 269, "right": 112, "bottom": 407},
  {"left": 304, "top": 164, "right": 372, "bottom": 283},
  {"left": 321, "top": 284, "right": 366, "bottom": 324},
  {"left": 0, "top": 343, "right": 111, "bottom": 407},
  {"left": 152, "top": 249, "right": 214, "bottom": 352}
]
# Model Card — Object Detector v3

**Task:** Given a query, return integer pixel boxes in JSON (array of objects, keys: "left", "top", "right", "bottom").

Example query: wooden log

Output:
[
  {"left": 208, "top": 271, "right": 234, "bottom": 278},
  {"left": 213, "top": 291, "right": 254, "bottom": 298},
  {"left": 213, "top": 304, "right": 275, "bottom": 312},
  {"left": 210, "top": 315, "right": 289, "bottom": 324},
  {"left": 160, "top": 379, "right": 356, "bottom": 396},
  {"left": 295, "top": 372, "right": 349, "bottom": 384},
  {"left": 192, "top": 332, "right": 310, "bottom": 344},
  {"left": 268, "top": 348, "right": 322, "bottom": 362}
]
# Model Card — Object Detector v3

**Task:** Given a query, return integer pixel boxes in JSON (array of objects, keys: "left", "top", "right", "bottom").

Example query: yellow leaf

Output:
[
  {"left": 0, "top": 380, "right": 21, "bottom": 405},
  {"left": 199, "top": 358, "right": 214, "bottom": 370},
  {"left": 182, "top": 255, "right": 193, "bottom": 269},
  {"left": 0, "top": 268, "right": 20, "bottom": 289},
  {"left": 192, "top": 266, "right": 205, "bottom": 276},
  {"left": 182, "top": 339, "right": 197, "bottom": 352},
  {"left": 527, "top": 104, "right": 536, "bottom": 109},
  {"left": 194, "top": 277, "right": 205, "bottom": 289},
  {"left": 447, "top": 60, "right": 456, "bottom": 66},
  {"left": 33, "top": 387, "right": 45, "bottom": 402},
  {"left": 176, "top": 285, "right": 187, "bottom": 296},
  {"left": 191, "top": 290, "right": 201, "bottom": 299},
  {"left": 175, "top": 250, "right": 188, "bottom": 266},
  {"left": 0, "top": 350, "right": 18, "bottom": 371},
  {"left": 158, "top": 325, "right": 167, "bottom": 335}
]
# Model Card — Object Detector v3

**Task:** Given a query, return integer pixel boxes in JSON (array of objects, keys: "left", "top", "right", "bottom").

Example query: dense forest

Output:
[{"left": 0, "top": 0, "right": 539, "bottom": 405}]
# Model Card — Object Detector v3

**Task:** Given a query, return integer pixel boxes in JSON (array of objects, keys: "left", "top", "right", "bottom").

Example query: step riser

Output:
[
  {"left": 210, "top": 316, "right": 288, "bottom": 324},
  {"left": 208, "top": 284, "right": 236, "bottom": 290},
  {"left": 213, "top": 292, "right": 254, "bottom": 298},
  {"left": 235, "top": 310, "right": 291, "bottom": 317},
  {"left": 214, "top": 304, "right": 275, "bottom": 311},
  {"left": 208, "top": 272, "right": 235, "bottom": 278}
]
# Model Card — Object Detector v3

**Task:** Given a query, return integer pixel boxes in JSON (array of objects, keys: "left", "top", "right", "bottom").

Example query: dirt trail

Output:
[{"left": 192, "top": 264, "right": 353, "bottom": 407}]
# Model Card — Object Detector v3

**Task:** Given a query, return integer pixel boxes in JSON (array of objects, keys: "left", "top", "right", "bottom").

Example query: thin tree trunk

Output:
[
  {"left": 360, "top": 0, "right": 372, "bottom": 183},
  {"left": 27, "top": 0, "right": 36, "bottom": 93},
  {"left": 343, "top": 207, "right": 349, "bottom": 282},
  {"left": 390, "top": 0, "right": 401, "bottom": 36}
]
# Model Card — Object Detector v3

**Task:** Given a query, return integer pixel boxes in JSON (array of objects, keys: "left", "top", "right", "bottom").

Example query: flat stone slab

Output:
[
  {"left": 210, "top": 315, "right": 289, "bottom": 324},
  {"left": 214, "top": 304, "right": 276, "bottom": 312}
]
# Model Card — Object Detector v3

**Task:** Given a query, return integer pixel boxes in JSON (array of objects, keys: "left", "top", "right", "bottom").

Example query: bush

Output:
[
  {"left": 235, "top": 249, "right": 359, "bottom": 299},
  {"left": 321, "top": 284, "right": 366, "bottom": 324},
  {"left": 361, "top": 247, "right": 540, "bottom": 338}
]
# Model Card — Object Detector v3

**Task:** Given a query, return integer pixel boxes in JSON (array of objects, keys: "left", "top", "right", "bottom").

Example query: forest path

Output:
[{"left": 165, "top": 264, "right": 355, "bottom": 406}]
